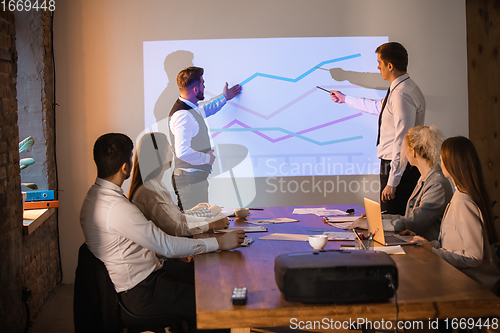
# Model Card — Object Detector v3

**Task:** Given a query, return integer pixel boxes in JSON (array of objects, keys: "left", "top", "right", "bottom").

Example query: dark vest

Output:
[{"left": 169, "top": 99, "right": 211, "bottom": 172}]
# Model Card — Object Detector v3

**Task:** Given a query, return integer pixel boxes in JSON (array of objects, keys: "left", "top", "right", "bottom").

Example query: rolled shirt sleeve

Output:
[
  {"left": 345, "top": 95, "right": 382, "bottom": 116},
  {"left": 201, "top": 95, "right": 227, "bottom": 117}
]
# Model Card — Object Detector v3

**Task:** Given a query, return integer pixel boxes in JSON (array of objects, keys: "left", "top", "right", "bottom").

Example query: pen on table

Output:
[
  {"left": 248, "top": 208, "right": 264, "bottom": 210},
  {"left": 352, "top": 229, "right": 366, "bottom": 250}
]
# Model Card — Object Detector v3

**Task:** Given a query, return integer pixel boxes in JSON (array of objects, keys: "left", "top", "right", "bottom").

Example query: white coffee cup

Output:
[
  {"left": 234, "top": 208, "right": 250, "bottom": 218},
  {"left": 308, "top": 235, "right": 328, "bottom": 250}
]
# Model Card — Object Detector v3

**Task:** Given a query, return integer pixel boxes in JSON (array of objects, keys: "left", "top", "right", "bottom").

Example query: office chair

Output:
[{"left": 74, "top": 243, "right": 182, "bottom": 333}]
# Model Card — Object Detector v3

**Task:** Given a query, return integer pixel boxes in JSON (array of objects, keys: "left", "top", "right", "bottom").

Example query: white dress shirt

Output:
[
  {"left": 131, "top": 178, "right": 212, "bottom": 236},
  {"left": 80, "top": 177, "right": 219, "bottom": 292},
  {"left": 169, "top": 96, "right": 226, "bottom": 168},
  {"left": 345, "top": 73, "right": 425, "bottom": 187}
]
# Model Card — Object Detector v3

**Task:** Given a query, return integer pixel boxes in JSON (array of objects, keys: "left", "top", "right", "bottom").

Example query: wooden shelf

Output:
[{"left": 23, "top": 208, "right": 56, "bottom": 235}]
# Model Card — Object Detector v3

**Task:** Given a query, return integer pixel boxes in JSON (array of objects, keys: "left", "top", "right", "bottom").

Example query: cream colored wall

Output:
[{"left": 54, "top": 0, "right": 467, "bottom": 283}]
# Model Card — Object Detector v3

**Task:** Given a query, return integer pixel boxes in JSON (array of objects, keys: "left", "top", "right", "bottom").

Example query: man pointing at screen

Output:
[
  {"left": 169, "top": 66, "right": 242, "bottom": 210},
  {"left": 330, "top": 42, "right": 425, "bottom": 215}
]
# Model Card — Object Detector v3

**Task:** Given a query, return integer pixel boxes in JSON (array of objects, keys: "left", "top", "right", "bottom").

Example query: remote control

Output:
[{"left": 231, "top": 287, "right": 247, "bottom": 305}]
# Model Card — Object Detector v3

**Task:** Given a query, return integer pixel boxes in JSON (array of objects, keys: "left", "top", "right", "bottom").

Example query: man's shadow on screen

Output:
[
  {"left": 154, "top": 50, "right": 195, "bottom": 136},
  {"left": 329, "top": 68, "right": 389, "bottom": 90}
]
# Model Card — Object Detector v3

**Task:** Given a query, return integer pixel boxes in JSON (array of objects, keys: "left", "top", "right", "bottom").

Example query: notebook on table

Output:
[{"left": 364, "top": 198, "right": 415, "bottom": 246}]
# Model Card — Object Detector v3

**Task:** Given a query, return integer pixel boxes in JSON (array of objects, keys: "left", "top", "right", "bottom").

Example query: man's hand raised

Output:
[
  {"left": 223, "top": 83, "right": 242, "bottom": 101},
  {"left": 217, "top": 230, "right": 246, "bottom": 250}
]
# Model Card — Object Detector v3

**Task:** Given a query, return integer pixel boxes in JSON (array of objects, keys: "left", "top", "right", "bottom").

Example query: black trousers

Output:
[
  {"left": 120, "top": 260, "right": 196, "bottom": 323},
  {"left": 380, "top": 159, "right": 420, "bottom": 216}
]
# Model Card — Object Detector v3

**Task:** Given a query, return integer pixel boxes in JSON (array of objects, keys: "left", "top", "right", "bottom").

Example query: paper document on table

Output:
[
  {"left": 292, "top": 208, "right": 326, "bottom": 214},
  {"left": 341, "top": 245, "right": 406, "bottom": 255},
  {"left": 214, "top": 226, "right": 268, "bottom": 233},
  {"left": 258, "top": 233, "right": 309, "bottom": 241},
  {"left": 373, "top": 245, "right": 406, "bottom": 255},
  {"left": 314, "top": 209, "right": 349, "bottom": 217},
  {"left": 324, "top": 216, "right": 359, "bottom": 223},
  {"left": 322, "top": 231, "right": 356, "bottom": 240},
  {"left": 327, "top": 222, "right": 354, "bottom": 230},
  {"left": 248, "top": 218, "right": 298, "bottom": 225}
]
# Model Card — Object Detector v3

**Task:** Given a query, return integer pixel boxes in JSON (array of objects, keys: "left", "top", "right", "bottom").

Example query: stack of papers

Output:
[
  {"left": 341, "top": 245, "right": 406, "bottom": 255},
  {"left": 323, "top": 216, "right": 359, "bottom": 230},
  {"left": 292, "top": 207, "right": 350, "bottom": 216},
  {"left": 313, "top": 209, "right": 349, "bottom": 217},
  {"left": 248, "top": 218, "right": 298, "bottom": 225},
  {"left": 258, "top": 233, "right": 310, "bottom": 241},
  {"left": 322, "top": 231, "right": 356, "bottom": 240},
  {"left": 292, "top": 207, "right": 328, "bottom": 214},
  {"left": 214, "top": 226, "right": 268, "bottom": 233}
]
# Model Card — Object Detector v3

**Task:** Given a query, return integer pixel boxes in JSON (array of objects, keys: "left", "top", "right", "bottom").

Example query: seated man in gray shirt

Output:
[{"left": 80, "top": 133, "right": 245, "bottom": 328}]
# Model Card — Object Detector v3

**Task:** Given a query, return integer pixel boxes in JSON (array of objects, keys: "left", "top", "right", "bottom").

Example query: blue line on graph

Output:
[
  {"left": 210, "top": 127, "right": 363, "bottom": 146},
  {"left": 239, "top": 53, "right": 361, "bottom": 86}
]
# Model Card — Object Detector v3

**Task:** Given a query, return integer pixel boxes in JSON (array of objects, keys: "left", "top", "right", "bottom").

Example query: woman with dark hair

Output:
[
  {"left": 127, "top": 132, "right": 229, "bottom": 237},
  {"left": 412, "top": 136, "right": 500, "bottom": 291}
]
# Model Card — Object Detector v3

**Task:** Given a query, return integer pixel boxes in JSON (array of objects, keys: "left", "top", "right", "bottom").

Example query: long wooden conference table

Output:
[{"left": 194, "top": 205, "right": 500, "bottom": 332}]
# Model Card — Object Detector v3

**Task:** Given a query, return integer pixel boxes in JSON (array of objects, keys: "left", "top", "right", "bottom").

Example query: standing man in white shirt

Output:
[
  {"left": 80, "top": 133, "right": 245, "bottom": 327},
  {"left": 330, "top": 42, "right": 425, "bottom": 215},
  {"left": 169, "top": 66, "right": 242, "bottom": 210}
]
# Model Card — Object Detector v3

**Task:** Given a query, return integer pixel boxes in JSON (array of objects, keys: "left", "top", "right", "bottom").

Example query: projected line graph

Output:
[
  {"left": 144, "top": 36, "right": 389, "bottom": 177},
  {"left": 210, "top": 115, "right": 363, "bottom": 146},
  {"left": 211, "top": 112, "right": 362, "bottom": 141},
  {"left": 239, "top": 53, "right": 361, "bottom": 85},
  {"left": 206, "top": 85, "right": 360, "bottom": 120}
]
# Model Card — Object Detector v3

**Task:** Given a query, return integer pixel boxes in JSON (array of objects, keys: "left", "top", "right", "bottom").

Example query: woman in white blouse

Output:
[
  {"left": 412, "top": 136, "right": 500, "bottom": 292},
  {"left": 127, "top": 132, "right": 229, "bottom": 237}
]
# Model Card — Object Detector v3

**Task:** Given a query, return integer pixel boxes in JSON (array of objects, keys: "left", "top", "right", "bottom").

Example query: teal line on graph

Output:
[
  {"left": 239, "top": 53, "right": 361, "bottom": 86},
  {"left": 210, "top": 127, "right": 363, "bottom": 146}
]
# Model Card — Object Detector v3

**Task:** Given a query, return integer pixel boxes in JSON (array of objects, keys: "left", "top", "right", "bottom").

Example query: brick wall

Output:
[
  {"left": 17, "top": 10, "right": 61, "bottom": 324},
  {"left": 0, "top": 10, "right": 60, "bottom": 332},
  {"left": 0, "top": 9, "right": 26, "bottom": 333}
]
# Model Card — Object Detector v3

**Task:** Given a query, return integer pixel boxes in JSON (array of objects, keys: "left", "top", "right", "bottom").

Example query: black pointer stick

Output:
[{"left": 316, "top": 86, "right": 330, "bottom": 93}]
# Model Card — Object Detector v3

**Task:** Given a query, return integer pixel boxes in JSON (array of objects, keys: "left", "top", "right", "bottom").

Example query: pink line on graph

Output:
[
  {"left": 211, "top": 112, "right": 363, "bottom": 142},
  {"left": 206, "top": 85, "right": 359, "bottom": 120}
]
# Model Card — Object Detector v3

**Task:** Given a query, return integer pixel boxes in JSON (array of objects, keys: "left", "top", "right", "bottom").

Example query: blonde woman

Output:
[{"left": 351, "top": 126, "right": 453, "bottom": 241}]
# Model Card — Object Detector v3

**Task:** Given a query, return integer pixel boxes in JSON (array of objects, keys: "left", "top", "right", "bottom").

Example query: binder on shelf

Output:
[
  {"left": 24, "top": 200, "right": 59, "bottom": 210},
  {"left": 25, "top": 190, "right": 55, "bottom": 202}
]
